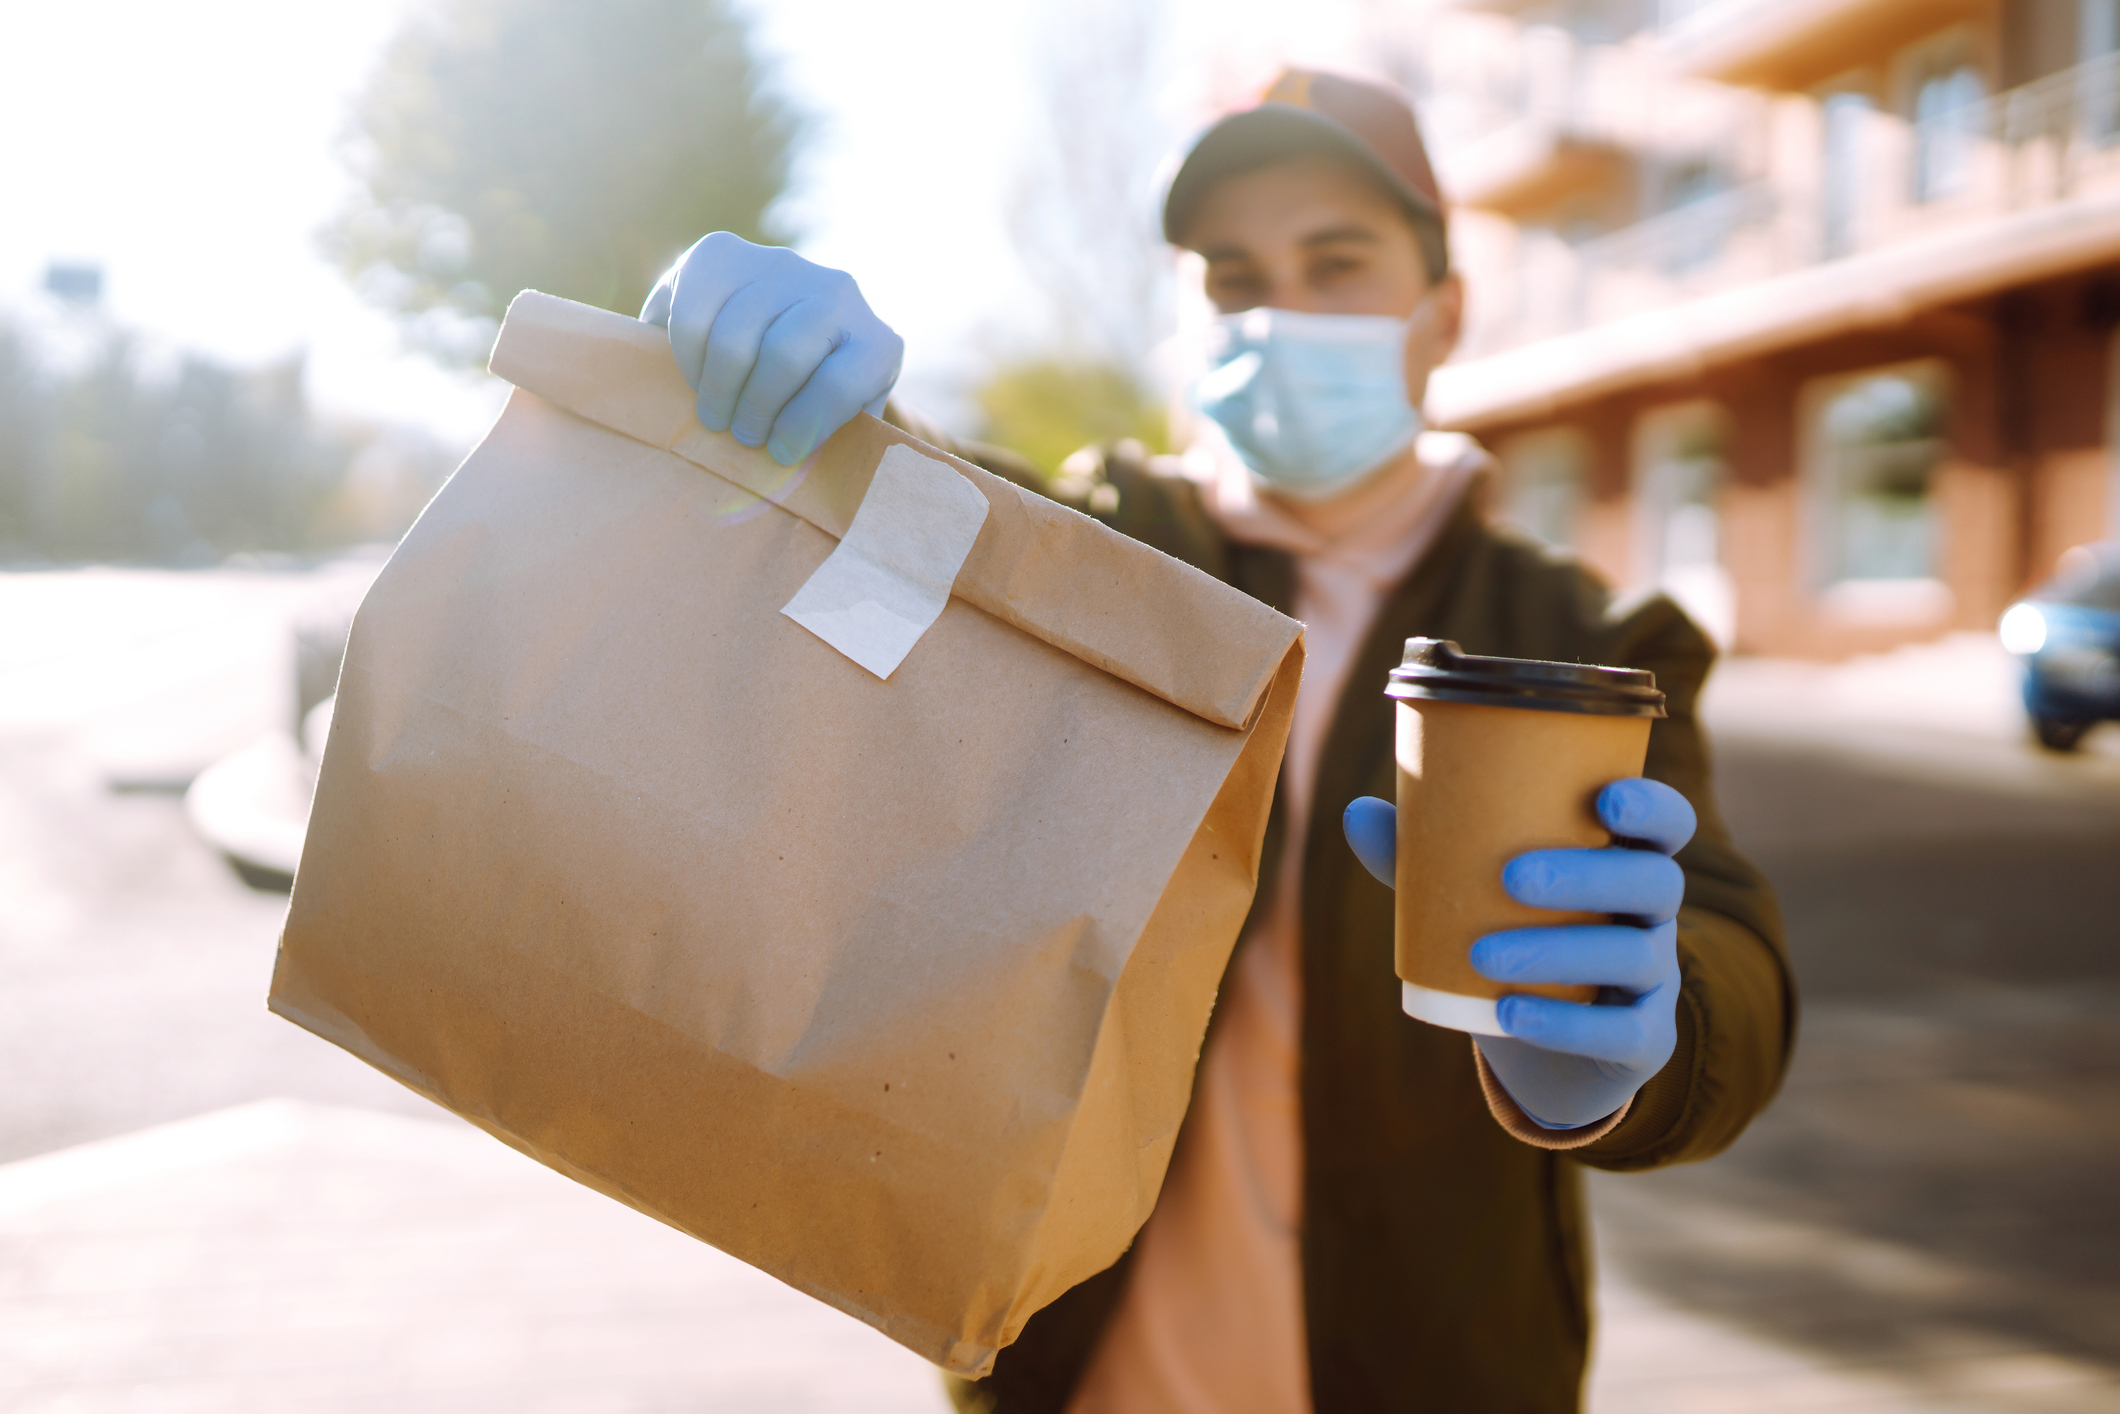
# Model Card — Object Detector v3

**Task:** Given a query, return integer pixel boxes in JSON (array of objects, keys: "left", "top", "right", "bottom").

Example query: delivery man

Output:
[{"left": 641, "top": 68, "right": 1792, "bottom": 1414}]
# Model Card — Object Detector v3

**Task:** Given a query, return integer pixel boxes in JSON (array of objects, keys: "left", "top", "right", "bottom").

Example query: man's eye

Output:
[{"left": 1310, "top": 256, "right": 1363, "bottom": 281}]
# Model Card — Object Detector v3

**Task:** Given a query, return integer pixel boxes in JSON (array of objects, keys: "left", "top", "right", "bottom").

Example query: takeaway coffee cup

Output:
[{"left": 1385, "top": 638, "right": 1666, "bottom": 1035}]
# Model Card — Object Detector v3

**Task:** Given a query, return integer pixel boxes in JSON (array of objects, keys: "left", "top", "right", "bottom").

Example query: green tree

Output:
[
  {"left": 0, "top": 312, "right": 356, "bottom": 565},
  {"left": 974, "top": 0, "right": 1175, "bottom": 476},
  {"left": 974, "top": 359, "right": 1166, "bottom": 478},
  {"left": 325, "top": 0, "right": 802, "bottom": 363},
  {"left": 0, "top": 319, "right": 52, "bottom": 552}
]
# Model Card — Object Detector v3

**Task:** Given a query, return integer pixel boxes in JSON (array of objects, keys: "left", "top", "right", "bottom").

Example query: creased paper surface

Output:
[
  {"left": 487, "top": 291, "right": 1297, "bottom": 729},
  {"left": 270, "top": 291, "right": 1304, "bottom": 1378},
  {"left": 781, "top": 443, "right": 988, "bottom": 678}
]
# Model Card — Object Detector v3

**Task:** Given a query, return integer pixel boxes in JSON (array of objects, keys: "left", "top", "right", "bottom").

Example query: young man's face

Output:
[{"left": 1179, "top": 152, "right": 1462, "bottom": 406}]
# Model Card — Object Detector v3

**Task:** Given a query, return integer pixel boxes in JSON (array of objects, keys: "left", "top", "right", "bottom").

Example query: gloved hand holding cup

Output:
[{"left": 1343, "top": 639, "right": 1691, "bottom": 1129}]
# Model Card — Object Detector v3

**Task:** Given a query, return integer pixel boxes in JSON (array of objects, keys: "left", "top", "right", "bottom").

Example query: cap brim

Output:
[{"left": 1162, "top": 104, "right": 1441, "bottom": 246}]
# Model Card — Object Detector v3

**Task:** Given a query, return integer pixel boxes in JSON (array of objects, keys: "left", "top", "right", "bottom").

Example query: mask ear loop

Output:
[
  {"left": 1400, "top": 290, "right": 1439, "bottom": 410},
  {"left": 1402, "top": 291, "right": 1437, "bottom": 355}
]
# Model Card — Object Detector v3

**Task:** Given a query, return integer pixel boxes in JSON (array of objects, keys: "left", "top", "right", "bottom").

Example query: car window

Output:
[
  {"left": 2073, "top": 573, "right": 2120, "bottom": 611},
  {"left": 2041, "top": 543, "right": 2120, "bottom": 610}
]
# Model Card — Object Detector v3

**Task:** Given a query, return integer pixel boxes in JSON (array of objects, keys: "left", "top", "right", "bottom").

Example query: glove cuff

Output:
[{"left": 1472, "top": 1043, "right": 1632, "bottom": 1150}]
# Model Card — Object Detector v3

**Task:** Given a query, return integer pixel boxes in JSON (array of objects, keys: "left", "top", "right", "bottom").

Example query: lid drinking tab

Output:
[{"left": 1385, "top": 638, "right": 1665, "bottom": 718}]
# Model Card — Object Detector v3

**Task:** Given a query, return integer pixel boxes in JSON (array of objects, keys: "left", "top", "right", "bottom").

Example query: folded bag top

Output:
[
  {"left": 490, "top": 290, "right": 1297, "bottom": 730},
  {"left": 270, "top": 292, "right": 1302, "bottom": 1377}
]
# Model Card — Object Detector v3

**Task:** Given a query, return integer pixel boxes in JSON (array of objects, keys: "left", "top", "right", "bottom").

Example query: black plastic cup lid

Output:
[{"left": 1385, "top": 638, "right": 1665, "bottom": 718}]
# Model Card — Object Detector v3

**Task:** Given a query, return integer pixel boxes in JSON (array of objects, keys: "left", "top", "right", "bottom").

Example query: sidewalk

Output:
[
  {"left": 1699, "top": 631, "right": 2120, "bottom": 795},
  {"left": 0, "top": 1102, "right": 948, "bottom": 1414},
  {"left": 8, "top": 1102, "right": 2111, "bottom": 1414},
  {"left": 10, "top": 1100, "right": 2109, "bottom": 1414},
  {"left": 1586, "top": 984, "right": 2120, "bottom": 1413},
  {"left": 1596, "top": 631, "right": 2120, "bottom": 1413}
]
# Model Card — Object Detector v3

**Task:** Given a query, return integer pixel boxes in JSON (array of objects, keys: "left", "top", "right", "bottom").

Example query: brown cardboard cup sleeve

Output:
[{"left": 267, "top": 291, "right": 1303, "bottom": 1378}]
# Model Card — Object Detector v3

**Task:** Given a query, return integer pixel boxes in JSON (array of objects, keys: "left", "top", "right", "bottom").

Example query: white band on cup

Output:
[{"left": 1401, "top": 982, "right": 1505, "bottom": 1036}]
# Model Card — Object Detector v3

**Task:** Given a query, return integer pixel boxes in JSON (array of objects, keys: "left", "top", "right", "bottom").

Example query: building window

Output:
[
  {"left": 2085, "top": 0, "right": 2120, "bottom": 142},
  {"left": 2087, "top": 0, "right": 2120, "bottom": 61},
  {"left": 1659, "top": 161, "right": 1731, "bottom": 273},
  {"left": 1912, "top": 65, "right": 1985, "bottom": 202},
  {"left": 1820, "top": 90, "right": 1872, "bottom": 258},
  {"left": 1633, "top": 402, "right": 1735, "bottom": 645},
  {"left": 1810, "top": 365, "right": 1949, "bottom": 585},
  {"left": 1499, "top": 426, "right": 1590, "bottom": 548}
]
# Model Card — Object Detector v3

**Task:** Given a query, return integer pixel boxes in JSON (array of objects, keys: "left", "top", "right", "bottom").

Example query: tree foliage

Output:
[
  {"left": 1005, "top": 0, "right": 1171, "bottom": 379},
  {"left": 975, "top": 358, "right": 1167, "bottom": 478},
  {"left": 325, "top": 0, "right": 802, "bottom": 363},
  {"left": 0, "top": 314, "right": 370, "bottom": 564},
  {"left": 974, "top": 0, "right": 1174, "bottom": 476}
]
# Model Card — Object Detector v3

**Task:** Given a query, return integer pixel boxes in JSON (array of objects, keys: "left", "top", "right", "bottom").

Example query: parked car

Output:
[
  {"left": 1999, "top": 541, "right": 2120, "bottom": 752},
  {"left": 186, "top": 604, "right": 353, "bottom": 891}
]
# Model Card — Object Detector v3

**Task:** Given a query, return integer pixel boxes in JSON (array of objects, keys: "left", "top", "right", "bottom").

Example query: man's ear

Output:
[
  {"left": 1429, "top": 273, "right": 1464, "bottom": 359},
  {"left": 1404, "top": 273, "right": 1465, "bottom": 407}
]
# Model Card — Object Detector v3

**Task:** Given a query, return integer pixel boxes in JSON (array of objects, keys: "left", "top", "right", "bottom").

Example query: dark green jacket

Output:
[{"left": 906, "top": 424, "right": 1796, "bottom": 1414}]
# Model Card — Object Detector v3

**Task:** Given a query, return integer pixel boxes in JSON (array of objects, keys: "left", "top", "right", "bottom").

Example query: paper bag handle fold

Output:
[{"left": 488, "top": 291, "right": 1301, "bottom": 729}]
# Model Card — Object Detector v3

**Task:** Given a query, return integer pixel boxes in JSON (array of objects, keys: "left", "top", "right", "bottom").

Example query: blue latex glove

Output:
[
  {"left": 641, "top": 233, "right": 904, "bottom": 467},
  {"left": 1343, "top": 778, "right": 1695, "bottom": 1129}
]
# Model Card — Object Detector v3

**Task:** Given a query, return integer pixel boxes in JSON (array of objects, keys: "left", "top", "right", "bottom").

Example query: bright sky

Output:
[{"left": 0, "top": 0, "right": 1369, "bottom": 448}]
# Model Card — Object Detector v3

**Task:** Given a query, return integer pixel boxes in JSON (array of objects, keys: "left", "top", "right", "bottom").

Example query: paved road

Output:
[
  {"left": 0, "top": 564, "right": 429, "bottom": 1167},
  {"left": 1586, "top": 715, "right": 2120, "bottom": 1407},
  {"left": 4, "top": 571, "right": 2117, "bottom": 1410}
]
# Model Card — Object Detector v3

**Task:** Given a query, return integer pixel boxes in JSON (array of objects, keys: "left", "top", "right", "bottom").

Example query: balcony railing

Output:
[
  {"left": 1461, "top": 50, "right": 2120, "bottom": 357},
  {"left": 1953, "top": 50, "right": 2120, "bottom": 171},
  {"left": 1418, "top": 23, "right": 1758, "bottom": 204}
]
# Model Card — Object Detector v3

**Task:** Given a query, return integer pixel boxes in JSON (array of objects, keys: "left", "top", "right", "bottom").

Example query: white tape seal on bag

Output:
[{"left": 781, "top": 443, "right": 990, "bottom": 680}]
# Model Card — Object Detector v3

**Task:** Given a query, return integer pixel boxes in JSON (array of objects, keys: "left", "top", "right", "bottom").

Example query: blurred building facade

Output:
[{"left": 1380, "top": 0, "right": 2120, "bottom": 655}]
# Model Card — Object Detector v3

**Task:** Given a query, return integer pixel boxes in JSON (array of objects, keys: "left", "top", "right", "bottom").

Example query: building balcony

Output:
[
  {"left": 1435, "top": 51, "right": 2120, "bottom": 428},
  {"left": 1658, "top": 0, "right": 1988, "bottom": 91},
  {"left": 1426, "top": 27, "right": 1753, "bottom": 217},
  {"left": 1444, "top": 124, "right": 1636, "bottom": 218}
]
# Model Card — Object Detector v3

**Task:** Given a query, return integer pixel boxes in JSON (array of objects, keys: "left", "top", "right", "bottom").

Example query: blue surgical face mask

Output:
[{"left": 1191, "top": 306, "right": 1422, "bottom": 500}]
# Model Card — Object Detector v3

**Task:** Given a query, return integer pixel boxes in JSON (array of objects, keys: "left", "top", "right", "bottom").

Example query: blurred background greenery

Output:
[
  {"left": 322, "top": 0, "right": 803, "bottom": 365},
  {"left": 974, "top": 359, "right": 1167, "bottom": 476},
  {"left": 0, "top": 0, "right": 1180, "bottom": 565},
  {"left": 977, "top": 0, "right": 1174, "bottom": 473},
  {"left": 0, "top": 310, "right": 474, "bottom": 563}
]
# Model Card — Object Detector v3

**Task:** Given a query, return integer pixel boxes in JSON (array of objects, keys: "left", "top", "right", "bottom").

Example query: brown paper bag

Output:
[{"left": 268, "top": 292, "right": 1302, "bottom": 1376}]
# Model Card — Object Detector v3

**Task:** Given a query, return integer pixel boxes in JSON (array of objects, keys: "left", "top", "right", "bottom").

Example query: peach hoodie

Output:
[{"left": 1064, "top": 434, "right": 1624, "bottom": 1414}]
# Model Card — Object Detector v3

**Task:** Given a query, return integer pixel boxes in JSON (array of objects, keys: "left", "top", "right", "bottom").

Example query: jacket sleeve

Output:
[
  {"left": 880, "top": 423, "right": 1237, "bottom": 582},
  {"left": 880, "top": 400, "right": 1050, "bottom": 494},
  {"left": 1573, "top": 592, "right": 1798, "bottom": 1171}
]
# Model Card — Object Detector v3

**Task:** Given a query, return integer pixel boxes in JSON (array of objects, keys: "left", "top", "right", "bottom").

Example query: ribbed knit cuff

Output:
[{"left": 1472, "top": 1043, "right": 1630, "bottom": 1150}]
